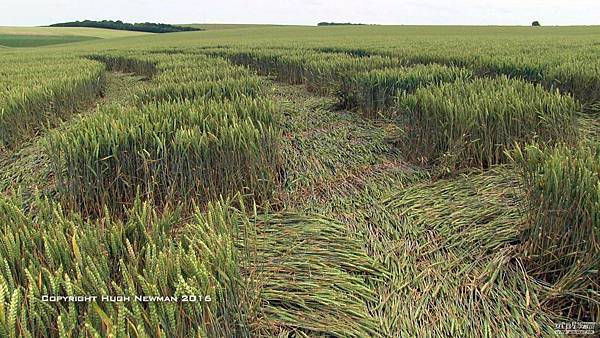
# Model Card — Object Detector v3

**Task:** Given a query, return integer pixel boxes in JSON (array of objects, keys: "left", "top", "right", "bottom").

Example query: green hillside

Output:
[
  {"left": 0, "top": 26, "right": 151, "bottom": 47},
  {"left": 0, "top": 26, "right": 150, "bottom": 38},
  {"left": 0, "top": 34, "right": 99, "bottom": 47}
]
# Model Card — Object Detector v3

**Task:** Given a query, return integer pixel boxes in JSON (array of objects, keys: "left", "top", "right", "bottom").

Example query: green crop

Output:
[
  {"left": 350, "top": 64, "right": 473, "bottom": 116},
  {"left": 396, "top": 76, "right": 580, "bottom": 172},
  {"left": 512, "top": 143, "right": 600, "bottom": 319},
  {"left": 0, "top": 52, "right": 104, "bottom": 150},
  {"left": 1, "top": 24, "right": 599, "bottom": 336},
  {"left": 0, "top": 195, "right": 250, "bottom": 337}
]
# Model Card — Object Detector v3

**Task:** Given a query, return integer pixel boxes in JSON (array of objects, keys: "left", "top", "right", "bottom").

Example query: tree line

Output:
[
  {"left": 317, "top": 22, "right": 367, "bottom": 26},
  {"left": 50, "top": 20, "right": 202, "bottom": 33}
]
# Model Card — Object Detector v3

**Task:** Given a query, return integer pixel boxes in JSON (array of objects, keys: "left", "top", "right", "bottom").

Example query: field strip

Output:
[
  {"left": 0, "top": 26, "right": 150, "bottom": 38},
  {"left": 262, "top": 80, "right": 413, "bottom": 335}
]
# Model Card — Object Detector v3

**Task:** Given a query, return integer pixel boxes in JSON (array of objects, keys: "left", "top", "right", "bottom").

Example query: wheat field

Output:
[{"left": 0, "top": 24, "right": 598, "bottom": 337}]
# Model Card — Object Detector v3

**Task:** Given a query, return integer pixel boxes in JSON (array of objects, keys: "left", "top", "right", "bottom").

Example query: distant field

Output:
[
  {"left": 0, "top": 26, "right": 150, "bottom": 38},
  {"left": 62, "top": 24, "right": 600, "bottom": 51},
  {"left": 0, "top": 26, "right": 150, "bottom": 47},
  {"left": 0, "top": 34, "right": 98, "bottom": 47},
  {"left": 181, "top": 23, "right": 286, "bottom": 30}
]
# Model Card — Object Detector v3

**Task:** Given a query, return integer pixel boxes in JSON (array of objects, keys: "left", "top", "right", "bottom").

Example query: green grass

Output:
[{"left": 0, "top": 34, "right": 98, "bottom": 47}]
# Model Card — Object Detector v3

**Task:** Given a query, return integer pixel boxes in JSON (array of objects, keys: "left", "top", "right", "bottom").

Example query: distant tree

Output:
[
  {"left": 317, "top": 22, "right": 366, "bottom": 26},
  {"left": 50, "top": 20, "right": 202, "bottom": 33},
  {"left": 532, "top": 21, "right": 541, "bottom": 27}
]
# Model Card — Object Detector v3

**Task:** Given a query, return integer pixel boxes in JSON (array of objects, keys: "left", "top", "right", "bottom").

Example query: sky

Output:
[{"left": 1, "top": 0, "right": 599, "bottom": 26}]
